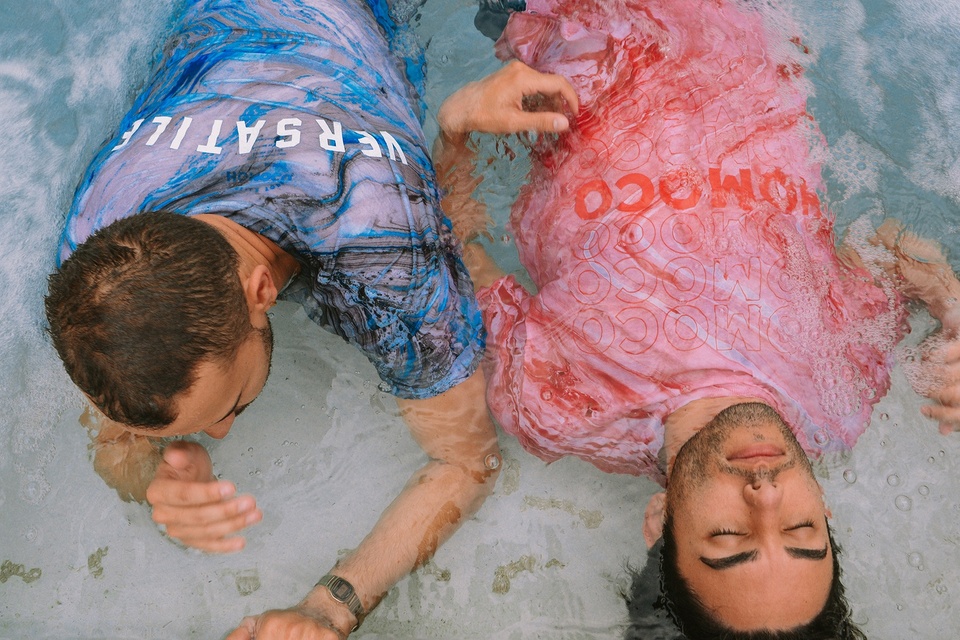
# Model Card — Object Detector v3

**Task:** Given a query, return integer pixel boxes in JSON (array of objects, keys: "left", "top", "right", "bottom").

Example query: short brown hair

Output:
[{"left": 46, "top": 211, "right": 253, "bottom": 427}]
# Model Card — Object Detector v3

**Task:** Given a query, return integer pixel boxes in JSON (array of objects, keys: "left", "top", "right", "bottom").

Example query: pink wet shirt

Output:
[{"left": 479, "top": 0, "right": 905, "bottom": 483}]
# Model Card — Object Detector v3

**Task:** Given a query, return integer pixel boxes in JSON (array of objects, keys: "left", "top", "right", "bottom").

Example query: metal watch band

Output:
[{"left": 315, "top": 573, "right": 365, "bottom": 620}]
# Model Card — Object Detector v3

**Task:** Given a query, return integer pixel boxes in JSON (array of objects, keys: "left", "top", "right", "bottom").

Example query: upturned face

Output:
[{"left": 665, "top": 414, "right": 833, "bottom": 630}]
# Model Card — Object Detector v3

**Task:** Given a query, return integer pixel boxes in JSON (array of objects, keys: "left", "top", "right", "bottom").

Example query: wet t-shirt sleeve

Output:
[{"left": 479, "top": 275, "right": 665, "bottom": 478}]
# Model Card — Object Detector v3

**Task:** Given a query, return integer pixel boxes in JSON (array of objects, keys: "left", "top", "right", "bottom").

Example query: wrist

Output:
[{"left": 302, "top": 574, "right": 363, "bottom": 634}]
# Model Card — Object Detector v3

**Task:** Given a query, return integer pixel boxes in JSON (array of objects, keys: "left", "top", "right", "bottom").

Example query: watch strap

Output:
[{"left": 315, "top": 573, "right": 365, "bottom": 620}]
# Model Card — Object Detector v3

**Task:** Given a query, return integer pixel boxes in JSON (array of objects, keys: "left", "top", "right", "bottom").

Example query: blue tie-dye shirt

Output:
[{"left": 59, "top": 0, "right": 484, "bottom": 399}]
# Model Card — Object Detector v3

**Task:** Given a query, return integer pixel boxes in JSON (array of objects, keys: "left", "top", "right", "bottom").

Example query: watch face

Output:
[{"left": 330, "top": 578, "right": 354, "bottom": 601}]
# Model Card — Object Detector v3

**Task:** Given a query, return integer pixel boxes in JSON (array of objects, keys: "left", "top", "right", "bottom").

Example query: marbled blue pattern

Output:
[{"left": 59, "top": 0, "right": 483, "bottom": 399}]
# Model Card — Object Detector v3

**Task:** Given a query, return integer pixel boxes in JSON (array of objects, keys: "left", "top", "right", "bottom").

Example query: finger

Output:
[
  {"left": 146, "top": 477, "right": 236, "bottom": 507},
  {"left": 921, "top": 402, "right": 960, "bottom": 427},
  {"left": 511, "top": 110, "right": 572, "bottom": 133},
  {"left": 151, "top": 493, "right": 257, "bottom": 526},
  {"left": 162, "top": 505, "right": 262, "bottom": 541},
  {"left": 225, "top": 617, "right": 257, "bottom": 640},
  {"left": 503, "top": 61, "right": 579, "bottom": 114},
  {"left": 935, "top": 340, "right": 960, "bottom": 364},
  {"left": 528, "top": 73, "right": 579, "bottom": 114},
  {"left": 176, "top": 532, "right": 248, "bottom": 554},
  {"left": 921, "top": 381, "right": 960, "bottom": 407}
]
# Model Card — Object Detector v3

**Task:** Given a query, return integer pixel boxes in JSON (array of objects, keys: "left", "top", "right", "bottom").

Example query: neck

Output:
[
  {"left": 661, "top": 396, "right": 766, "bottom": 477},
  {"left": 194, "top": 214, "right": 300, "bottom": 290}
]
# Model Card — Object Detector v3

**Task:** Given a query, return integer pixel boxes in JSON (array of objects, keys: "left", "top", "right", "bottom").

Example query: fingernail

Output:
[
  {"left": 245, "top": 510, "right": 262, "bottom": 525},
  {"left": 219, "top": 482, "right": 236, "bottom": 498}
]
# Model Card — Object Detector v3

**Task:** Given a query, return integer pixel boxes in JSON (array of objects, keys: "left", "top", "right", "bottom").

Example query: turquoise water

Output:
[{"left": 0, "top": 0, "right": 958, "bottom": 638}]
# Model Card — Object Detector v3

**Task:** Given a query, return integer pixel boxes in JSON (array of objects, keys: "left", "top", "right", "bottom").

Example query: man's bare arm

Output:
[
  {"left": 433, "top": 61, "right": 579, "bottom": 287},
  {"left": 228, "top": 368, "right": 500, "bottom": 639}
]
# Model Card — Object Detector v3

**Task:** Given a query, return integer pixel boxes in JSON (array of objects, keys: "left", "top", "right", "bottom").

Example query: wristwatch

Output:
[{"left": 316, "top": 573, "right": 365, "bottom": 621}]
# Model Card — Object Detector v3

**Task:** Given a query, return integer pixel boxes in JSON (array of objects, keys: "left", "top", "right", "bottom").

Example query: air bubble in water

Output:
[
  {"left": 897, "top": 604, "right": 904, "bottom": 611},
  {"left": 895, "top": 495, "right": 912, "bottom": 511},
  {"left": 814, "top": 430, "right": 829, "bottom": 445},
  {"left": 21, "top": 475, "right": 50, "bottom": 505},
  {"left": 918, "top": 484, "right": 930, "bottom": 496},
  {"left": 879, "top": 412, "right": 889, "bottom": 421},
  {"left": 886, "top": 474, "right": 901, "bottom": 487},
  {"left": 937, "top": 584, "right": 948, "bottom": 595},
  {"left": 907, "top": 552, "right": 923, "bottom": 568},
  {"left": 842, "top": 469, "right": 857, "bottom": 484}
]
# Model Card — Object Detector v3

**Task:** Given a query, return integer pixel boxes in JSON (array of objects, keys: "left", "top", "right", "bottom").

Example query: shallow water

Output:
[{"left": 1, "top": 0, "right": 958, "bottom": 638}]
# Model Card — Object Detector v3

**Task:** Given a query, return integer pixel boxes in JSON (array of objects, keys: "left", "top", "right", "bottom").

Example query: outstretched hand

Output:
[
  {"left": 870, "top": 219, "right": 960, "bottom": 434},
  {"left": 437, "top": 60, "right": 579, "bottom": 138},
  {"left": 146, "top": 440, "right": 262, "bottom": 552}
]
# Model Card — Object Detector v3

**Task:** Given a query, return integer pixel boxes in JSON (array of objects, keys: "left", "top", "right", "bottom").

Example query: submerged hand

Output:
[
  {"left": 438, "top": 60, "right": 579, "bottom": 138},
  {"left": 226, "top": 604, "right": 354, "bottom": 640},
  {"left": 145, "top": 441, "right": 261, "bottom": 552},
  {"left": 920, "top": 340, "right": 960, "bottom": 434}
]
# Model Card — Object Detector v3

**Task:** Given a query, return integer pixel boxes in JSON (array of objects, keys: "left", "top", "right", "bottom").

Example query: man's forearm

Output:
[{"left": 298, "top": 369, "right": 500, "bottom": 633}]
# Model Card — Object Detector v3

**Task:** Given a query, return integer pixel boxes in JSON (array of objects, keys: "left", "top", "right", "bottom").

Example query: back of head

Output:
[
  {"left": 45, "top": 211, "right": 251, "bottom": 428},
  {"left": 649, "top": 521, "right": 867, "bottom": 640}
]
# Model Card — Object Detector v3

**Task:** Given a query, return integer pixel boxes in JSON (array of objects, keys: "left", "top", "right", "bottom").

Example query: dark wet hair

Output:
[
  {"left": 45, "top": 211, "right": 253, "bottom": 428},
  {"left": 636, "top": 518, "right": 867, "bottom": 640}
]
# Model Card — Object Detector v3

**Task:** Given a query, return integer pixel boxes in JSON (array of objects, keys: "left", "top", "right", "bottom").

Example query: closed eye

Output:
[
  {"left": 784, "top": 520, "right": 815, "bottom": 531},
  {"left": 710, "top": 529, "right": 745, "bottom": 537}
]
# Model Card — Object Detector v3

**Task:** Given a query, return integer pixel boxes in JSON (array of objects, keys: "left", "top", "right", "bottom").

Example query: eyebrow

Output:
[{"left": 700, "top": 545, "right": 828, "bottom": 570}]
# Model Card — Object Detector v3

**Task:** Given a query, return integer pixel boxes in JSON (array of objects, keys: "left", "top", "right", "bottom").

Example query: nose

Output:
[
  {"left": 203, "top": 415, "right": 234, "bottom": 439},
  {"left": 743, "top": 471, "right": 782, "bottom": 510}
]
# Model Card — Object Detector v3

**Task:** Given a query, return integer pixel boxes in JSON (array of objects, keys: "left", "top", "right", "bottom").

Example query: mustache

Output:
[{"left": 718, "top": 456, "right": 797, "bottom": 483}]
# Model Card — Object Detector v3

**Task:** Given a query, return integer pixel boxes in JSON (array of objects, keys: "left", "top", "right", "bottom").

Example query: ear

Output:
[
  {"left": 643, "top": 491, "right": 667, "bottom": 549},
  {"left": 242, "top": 264, "right": 277, "bottom": 326},
  {"left": 821, "top": 488, "right": 833, "bottom": 519}
]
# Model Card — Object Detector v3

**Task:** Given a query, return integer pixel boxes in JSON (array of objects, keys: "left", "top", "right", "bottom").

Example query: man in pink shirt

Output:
[{"left": 432, "top": 0, "right": 960, "bottom": 634}]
